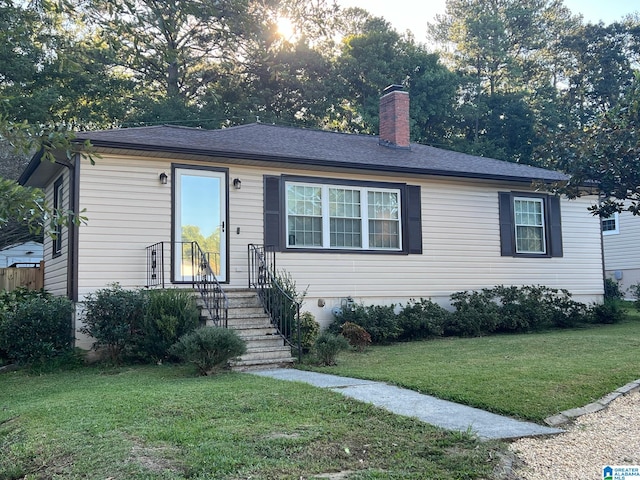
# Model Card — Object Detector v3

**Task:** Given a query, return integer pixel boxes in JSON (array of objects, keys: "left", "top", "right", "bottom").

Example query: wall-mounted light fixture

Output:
[
  {"left": 233, "top": 178, "right": 242, "bottom": 190},
  {"left": 159, "top": 172, "right": 168, "bottom": 185}
]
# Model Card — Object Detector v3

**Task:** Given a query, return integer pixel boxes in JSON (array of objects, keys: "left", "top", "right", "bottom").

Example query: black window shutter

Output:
[
  {"left": 406, "top": 185, "right": 422, "bottom": 254},
  {"left": 263, "top": 176, "right": 282, "bottom": 250},
  {"left": 548, "top": 195, "right": 563, "bottom": 257},
  {"left": 498, "top": 192, "right": 514, "bottom": 256}
]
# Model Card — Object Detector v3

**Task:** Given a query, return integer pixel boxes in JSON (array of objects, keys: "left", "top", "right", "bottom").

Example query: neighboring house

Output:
[
  {"left": 0, "top": 241, "right": 43, "bottom": 268},
  {"left": 19, "top": 86, "right": 604, "bottom": 347},
  {"left": 602, "top": 211, "right": 640, "bottom": 297}
]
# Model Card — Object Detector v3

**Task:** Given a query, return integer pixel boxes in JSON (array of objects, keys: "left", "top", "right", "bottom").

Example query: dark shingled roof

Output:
[{"left": 42, "top": 123, "right": 569, "bottom": 184}]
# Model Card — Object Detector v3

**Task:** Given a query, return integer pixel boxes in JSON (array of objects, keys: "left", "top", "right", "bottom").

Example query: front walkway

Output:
[{"left": 252, "top": 369, "right": 563, "bottom": 440}]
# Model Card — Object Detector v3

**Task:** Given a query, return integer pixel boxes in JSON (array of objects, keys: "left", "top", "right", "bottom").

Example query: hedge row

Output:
[{"left": 329, "top": 285, "right": 626, "bottom": 344}]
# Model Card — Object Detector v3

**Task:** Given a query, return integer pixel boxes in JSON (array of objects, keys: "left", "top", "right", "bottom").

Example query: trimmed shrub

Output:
[
  {"left": 446, "top": 290, "right": 500, "bottom": 337},
  {"left": 331, "top": 303, "right": 400, "bottom": 344},
  {"left": 445, "top": 286, "right": 590, "bottom": 336},
  {"left": 492, "top": 285, "right": 552, "bottom": 332},
  {"left": 80, "top": 284, "right": 146, "bottom": 364},
  {"left": 340, "top": 322, "right": 371, "bottom": 351},
  {"left": 134, "top": 288, "right": 200, "bottom": 363},
  {"left": 590, "top": 299, "right": 626, "bottom": 324},
  {"left": 297, "top": 311, "right": 320, "bottom": 353},
  {"left": 0, "top": 295, "right": 73, "bottom": 366},
  {"left": 313, "top": 331, "right": 349, "bottom": 366},
  {"left": 169, "top": 326, "right": 246, "bottom": 375},
  {"left": 397, "top": 298, "right": 448, "bottom": 341}
]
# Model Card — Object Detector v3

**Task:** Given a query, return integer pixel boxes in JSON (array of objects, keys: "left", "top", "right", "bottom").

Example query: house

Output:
[
  {"left": 602, "top": 211, "right": 640, "bottom": 298},
  {"left": 0, "top": 241, "right": 43, "bottom": 268},
  {"left": 19, "top": 85, "right": 604, "bottom": 349}
]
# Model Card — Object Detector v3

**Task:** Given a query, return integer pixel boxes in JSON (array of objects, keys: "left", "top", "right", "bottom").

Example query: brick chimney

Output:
[{"left": 379, "top": 84, "right": 410, "bottom": 149}]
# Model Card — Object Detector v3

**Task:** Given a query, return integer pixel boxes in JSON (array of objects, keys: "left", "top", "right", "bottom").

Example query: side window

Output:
[
  {"left": 52, "top": 176, "right": 64, "bottom": 256},
  {"left": 602, "top": 213, "right": 619, "bottom": 235},
  {"left": 514, "top": 197, "right": 546, "bottom": 254},
  {"left": 499, "top": 192, "right": 562, "bottom": 258}
]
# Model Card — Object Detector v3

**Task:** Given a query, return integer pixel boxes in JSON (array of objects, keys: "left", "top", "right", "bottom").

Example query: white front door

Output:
[{"left": 174, "top": 168, "right": 227, "bottom": 282}]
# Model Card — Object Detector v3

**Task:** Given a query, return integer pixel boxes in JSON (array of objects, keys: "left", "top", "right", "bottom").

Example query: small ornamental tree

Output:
[{"left": 340, "top": 322, "right": 371, "bottom": 351}]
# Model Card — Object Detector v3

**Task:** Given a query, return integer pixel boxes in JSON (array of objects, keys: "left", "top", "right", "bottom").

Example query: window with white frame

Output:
[
  {"left": 601, "top": 212, "right": 619, "bottom": 235},
  {"left": 514, "top": 197, "right": 546, "bottom": 254},
  {"left": 286, "top": 182, "right": 401, "bottom": 250}
]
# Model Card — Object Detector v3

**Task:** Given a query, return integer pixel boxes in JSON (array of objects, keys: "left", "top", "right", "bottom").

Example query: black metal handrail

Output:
[
  {"left": 248, "top": 244, "right": 302, "bottom": 360},
  {"left": 145, "top": 241, "right": 228, "bottom": 328},
  {"left": 191, "top": 241, "right": 228, "bottom": 328}
]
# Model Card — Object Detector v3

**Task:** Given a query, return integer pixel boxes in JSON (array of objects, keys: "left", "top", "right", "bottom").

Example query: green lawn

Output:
[
  {"left": 305, "top": 310, "right": 640, "bottom": 422},
  {"left": 3, "top": 308, "right": 639, "bottom": 478},
  {"left": 0, "top": 365, "right": 500, "bottom": 480}
]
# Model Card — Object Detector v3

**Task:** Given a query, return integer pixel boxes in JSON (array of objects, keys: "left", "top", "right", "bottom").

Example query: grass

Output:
[
  {"left": 305, "top": 308, "right": 640, "bottom": 422},
  {"left": 0, "top": 364, "right": 501, "bottom": 480}
]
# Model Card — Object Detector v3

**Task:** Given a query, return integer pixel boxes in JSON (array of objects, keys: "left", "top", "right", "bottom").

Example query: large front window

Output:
[
  {"left": 514, "top": 197, "right": 545, "bottom": 254},
  {"left": 286, "top": 182, "right": 401, "bottom": 250}
]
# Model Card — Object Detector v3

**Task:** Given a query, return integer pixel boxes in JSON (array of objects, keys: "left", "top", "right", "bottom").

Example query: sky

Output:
[{"left": 336, "top": 0, "right": 639, "bottom": 44}]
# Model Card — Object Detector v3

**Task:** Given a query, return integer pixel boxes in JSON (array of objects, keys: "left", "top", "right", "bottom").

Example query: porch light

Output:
[
  {"left": 159, "top": 172, "right": 168, "bottom": 184},
  {"left": 233, "top": 178, "right": 242, "bottom": 190}
]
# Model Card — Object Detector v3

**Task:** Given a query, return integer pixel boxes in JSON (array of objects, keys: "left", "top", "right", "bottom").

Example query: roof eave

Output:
[
  {"left": 83, "top": 139, "right": 568, "bottom": 185},
  {"left": 18, "top": 149, "right": 45, "bottom": 186}
]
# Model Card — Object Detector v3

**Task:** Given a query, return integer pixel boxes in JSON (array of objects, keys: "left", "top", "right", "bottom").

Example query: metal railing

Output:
[
  {"left": 248, "top": 244, "right": 302, "bottom": 359},
  {"left": 145, "top": 241, "right": 228, "bottom": 327},
  {"left": 146, "top": 242, "right": 165, "bottom": 288}
]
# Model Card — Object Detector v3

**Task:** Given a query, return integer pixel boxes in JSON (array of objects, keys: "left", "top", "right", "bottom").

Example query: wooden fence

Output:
[{"left": 0, "top": 261, "right": 44, "bottom": 291}]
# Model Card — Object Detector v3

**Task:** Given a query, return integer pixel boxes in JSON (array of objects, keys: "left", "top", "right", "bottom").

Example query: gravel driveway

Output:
[{"left": 509, "top": 390, "right": 640, "bottom": 479}]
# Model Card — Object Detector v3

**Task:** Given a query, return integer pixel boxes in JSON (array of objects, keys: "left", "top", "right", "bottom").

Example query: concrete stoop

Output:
[{"left": 196, "top": 289, "right": 296, "bottom": 370}]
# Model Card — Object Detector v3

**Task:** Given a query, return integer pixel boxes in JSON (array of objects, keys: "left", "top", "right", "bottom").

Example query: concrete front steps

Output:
[{"left": 198, "top": 289, "right": 296, "bottom": 370}]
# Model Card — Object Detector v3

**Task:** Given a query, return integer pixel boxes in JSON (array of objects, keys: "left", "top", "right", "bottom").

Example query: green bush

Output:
[
  {"left": 297, "top": 311, "right": 320, "bottom": 353},
  {"left": 492, "top": 285, "right": 553, "bottom": 332},
  {"left": 0, "top": 295, "right": 73, "bottom": 366},
  {"left": 604, "top": 278, "right": 623, "bottom": 301},
  {"left": 340, "top": 322, "right": 371, "bottom": 351},
  {"left": 331, "top": 303, "right": 400, "bottom": 344},
  {"left": 446, "top": 290, "right": 500, "bottom": 337},
  {"left": 169, "top": 326, "right": 246, "bottom": 375},
  {"left": 313, "top": 331, "right": 349, "bottom": 366},
  {"left": 590, "top": 299, "right": 626, "bottom": 324},
  {"left": 79, "top": 284, "right": 146, "bottom": 364},
  {"left": 445, "top": 286, "right": 590, "bottom": 337},
  {"left": 134, "top": 289, "right": 200, "bottom": 363},
  {"left": 397, "top": 298, "right": 447, "bottom": 340},
  {"left": 0, "top": 287, "right": 50, "bottom": 314},
  {"left": 630, "top": 283, "right": 640, "bottom": 311}
]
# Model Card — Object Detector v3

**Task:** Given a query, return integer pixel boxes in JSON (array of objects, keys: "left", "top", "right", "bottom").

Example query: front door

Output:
[{"left": 174, "top": 167, "right": 227, "bottom": 282}]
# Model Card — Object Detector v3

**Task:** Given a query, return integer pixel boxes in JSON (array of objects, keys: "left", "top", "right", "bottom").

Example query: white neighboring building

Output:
[
  {"left": 603, "top": 211, "right": 640, "bottom": 298},
  {"left": 0, "top": 241, "right": 43, "bottom": 268}
]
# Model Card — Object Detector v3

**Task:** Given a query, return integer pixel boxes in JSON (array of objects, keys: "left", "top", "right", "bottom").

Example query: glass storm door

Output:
[{"left": 174, "top": 168, "right": 227, "bottom": 282}]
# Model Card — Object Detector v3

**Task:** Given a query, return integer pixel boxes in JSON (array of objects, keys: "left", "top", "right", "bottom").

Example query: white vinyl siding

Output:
[
  {"left": 43, "top": 169, "right": 69, "bottom": 296},
  {"left": 603, "top": 210, "right": 640, "bottom": 295},
  {"left": 65, "top": 154, "right": 602, "bottom": 329}
]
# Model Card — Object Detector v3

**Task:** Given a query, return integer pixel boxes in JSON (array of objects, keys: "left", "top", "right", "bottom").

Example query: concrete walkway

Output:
[{"left": 252, "top": 369, "right": 563, "bottom": 440}]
